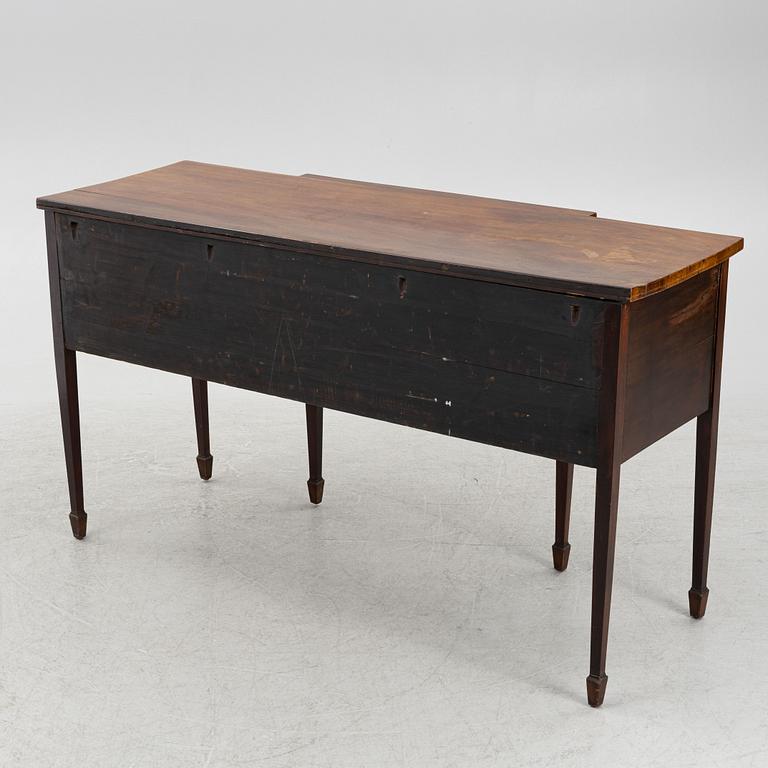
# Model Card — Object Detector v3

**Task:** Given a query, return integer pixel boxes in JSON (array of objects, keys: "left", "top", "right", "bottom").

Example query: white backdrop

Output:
[
  {"left": 2, "top": 1, "right": 766, "bottom": 405},
  {"left": 2, "top": 5, "right": 768, "bottom": 763}
]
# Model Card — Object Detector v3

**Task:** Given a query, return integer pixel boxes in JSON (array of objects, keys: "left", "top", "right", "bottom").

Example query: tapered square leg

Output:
[
  {"left": 306, "top": 404, "right": 324, "bottom": 504},
  {"left": 690, "top": 410, "right": 716, "bottom": 619},
  {"left": 552, "top": 461, "right": 574, "bottom": 571},
  {"left": 586, "top": 303, "right": 629, "bottom": 707},
  {"left": 57, "top": 348, "right": 87, "bottom": 539},
  {"left": 192, "top": 378, "right": 213, "bottom": 480},
  {"left": 690, "top": 262, "right": 728, "bottom": 619},
  {"left": 588, "top": 460, "right": 621, "bottom": 707},
  {"left": 46, "top": 210, "right": 87, "bottom": 539}
]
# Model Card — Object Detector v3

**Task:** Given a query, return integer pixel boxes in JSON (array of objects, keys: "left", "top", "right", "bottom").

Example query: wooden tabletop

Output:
[{"left": 38, "top": 161, "right": 743, "bottom": 301}]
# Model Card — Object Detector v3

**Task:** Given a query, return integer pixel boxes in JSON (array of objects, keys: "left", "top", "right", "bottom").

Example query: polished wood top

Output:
[{"left": 38, "top": 161, "right": 742, "bottom": 300}]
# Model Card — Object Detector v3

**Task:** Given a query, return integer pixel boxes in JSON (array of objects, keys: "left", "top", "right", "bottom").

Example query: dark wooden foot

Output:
[
  {"left": 690, "top": 262, "right": 727, "bottom": 619},
  {"left": 688, "top": 587, "right": 709, "bottom": 619},
  {"left": 192, "top": 378, "right": 213, "bottom": 480},
  {"left": 196, "top": 455, "right": 213, "bottom": 481},
  {"left": 69, "top": 512, "right": 88, "bottom": 540},
  {"left": 307, "top": 478, "right": 325, "bottom": 504},
  {"left": 553, "top": 461, "right": 574, "bottom": 570},
  {"left": 306, "top": 404, "right": 324, "bottom": 504},
  {"left": 586, "top": 673, "right": 608, "bottom": 707},
  {"left": 47, "top": 211, "right": 88, "bottom": 540},
  {"left": 552, "top": 543, "right": 571, "bottom": 572}
]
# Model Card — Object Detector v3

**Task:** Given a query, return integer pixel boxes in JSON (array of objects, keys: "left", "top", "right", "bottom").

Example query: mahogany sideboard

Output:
[{"left": 38, "top": 161, "right": 743, "bottom": 706}]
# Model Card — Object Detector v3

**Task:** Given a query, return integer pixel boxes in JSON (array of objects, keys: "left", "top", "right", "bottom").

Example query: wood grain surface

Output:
[
  {"left": 622, "top": 268, "right": 719, "bottom": 461},
  {"left": 300, "top": 173, "right": 596, "bottom": 217},
  {"left": 38, "top": 161, "right": 743, "bottom": 301}
]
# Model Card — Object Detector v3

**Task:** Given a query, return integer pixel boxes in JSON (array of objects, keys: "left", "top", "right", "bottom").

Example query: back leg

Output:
[
  {"left": 306, "top": 404, "right": 324, "bottom": 504},
  {"left": 192, "top": 378, "right": 213, "bottom": 480},
  {"left": 552, "top": 461, "right": 574, "bottom": 571}
]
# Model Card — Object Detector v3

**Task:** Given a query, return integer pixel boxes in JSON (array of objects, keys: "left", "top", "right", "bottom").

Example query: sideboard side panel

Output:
[{"left": 622, "top": 267, "right": 719, "bottom": 461}]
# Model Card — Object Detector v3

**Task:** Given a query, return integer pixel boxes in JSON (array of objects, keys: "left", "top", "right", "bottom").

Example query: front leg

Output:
[
  {"left": 55, "top": 347, "right": 87, "bottom": 539},
  {"left": 586, "top": 303, "right": 629, "bottom": 707},
  {"left": 690, "top": 261, "right": 728, "bottom": 618},
  {"left": 587, "top": 457, "right": 621, "bottom": 706},
  {"left": 689, "top": 413, "right": 716, "bottom": 618},
  {"left": 46, "top": 210, "right": 87, "bottom": 539}
]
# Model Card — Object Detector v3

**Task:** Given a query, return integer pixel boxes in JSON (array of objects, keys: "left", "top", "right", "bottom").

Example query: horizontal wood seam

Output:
[{"left": 68, "top": 329, "right": 603, "bottom": 395}]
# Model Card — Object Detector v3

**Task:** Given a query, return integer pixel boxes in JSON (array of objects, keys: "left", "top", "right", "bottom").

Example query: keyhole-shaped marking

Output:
[
  {"left": 206, "top": 244, "right": 214, "bottom": 261},
  {"left": 570, "top": 304, "right": 581, "bottom": 326},
  {"left": 70, "top": 221, "right": 78, "bottom": 240},
  {"left": 398, "top": 275, "right": 407, "bottom": 299}
]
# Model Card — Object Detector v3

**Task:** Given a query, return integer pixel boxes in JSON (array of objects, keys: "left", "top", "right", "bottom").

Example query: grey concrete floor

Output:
[{"left": 1, "top": 385, "right": 766, "bottom": 767}]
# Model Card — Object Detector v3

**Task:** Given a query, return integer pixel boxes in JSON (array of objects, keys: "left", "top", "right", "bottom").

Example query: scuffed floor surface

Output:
[{"left": 1, "top": 386, "right": 766, "bottom": 767}]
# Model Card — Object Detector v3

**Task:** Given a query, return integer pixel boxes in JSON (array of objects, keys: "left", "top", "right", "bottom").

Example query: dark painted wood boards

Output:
[
  {"left": 55, "top": 214, "right": 607, "bottom": 465},
  {"left": 38, "top": 161, "right": 743, "bottom": 301},
  {"left": 621, "top": 268, "right": 719, "bottom": 461}
]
